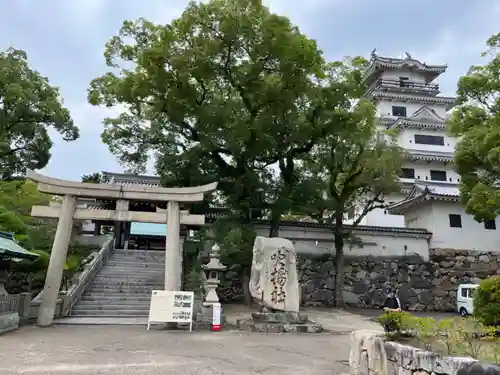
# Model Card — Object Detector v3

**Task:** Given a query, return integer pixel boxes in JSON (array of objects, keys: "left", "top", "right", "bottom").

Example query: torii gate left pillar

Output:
[{"left": 26, "top": 169, "right": 217, "bottom": 327}]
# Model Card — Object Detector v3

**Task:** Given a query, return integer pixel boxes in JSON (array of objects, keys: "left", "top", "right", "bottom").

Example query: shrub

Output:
[
  {"left": 377, "top": 311, "right": 414, "bottom": 336},
  {"left": 474, "top": 276, "right": 500, "bottom": 327}
]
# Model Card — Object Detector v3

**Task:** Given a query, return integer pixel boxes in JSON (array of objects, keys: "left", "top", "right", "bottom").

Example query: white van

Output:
[{"left": 456, "top": 284, "right": 479, "bottom": 317}]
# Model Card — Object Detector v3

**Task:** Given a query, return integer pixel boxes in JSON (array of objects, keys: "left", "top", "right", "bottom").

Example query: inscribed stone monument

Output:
[{"left": 249, "top": 236, "right": 300, "bottom": 313}]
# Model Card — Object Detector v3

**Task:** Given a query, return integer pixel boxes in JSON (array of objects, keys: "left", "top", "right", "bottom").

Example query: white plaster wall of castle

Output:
[
  {"left": 405, "top": 200, "right": 500, "bottom": 252},
  {"left": 400, "top": 162, "right": 460, "bottom": 184},
  {"left": 397, "top": 128, "right": 457, "bottom": 153},
  {"left": 376, "top": 101, "right": 448, "bottom": 120},
  {"left": 380, "top": 68, "right": 427, "bottom": 84},
  {"left": 350, "top": 192, "right": 406, "bottom": 227},
  {"left": 254, "top": 224, "right": 430, "bottom": 260}
]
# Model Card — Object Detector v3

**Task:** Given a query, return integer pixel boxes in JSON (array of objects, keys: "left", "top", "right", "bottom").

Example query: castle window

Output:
[
  {"left": 399, "top": 77, "right": 409, "bottom": 87},
  {"left": 414, "top": 134, "right": 445, "bottom": 146},
  {"left": 392, "top": 106, "right": 407, "bottom": 117},
  {"left": 430, "top": 170, "right": 447, "bottom": 181},
  {"left": 449, "top": 214, "right": 462, "bottom": 228},
  {"left": 485, "top": 220, "right": 496, "bottom": 230},
  {"left": 400, "top": 168, "right": 415, "bottom": 179}
]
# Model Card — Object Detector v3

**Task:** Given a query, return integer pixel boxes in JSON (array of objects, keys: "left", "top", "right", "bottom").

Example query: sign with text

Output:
[{"left": 147, "top": 290, "right": 194, "bottom": 331}]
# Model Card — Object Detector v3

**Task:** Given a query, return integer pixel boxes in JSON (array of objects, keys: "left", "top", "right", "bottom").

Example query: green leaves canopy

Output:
[
  {"left": 0, "top": 180, "right": 56, "bottom": 249},
  {"left": 0, "top": 48, "right": 79, "bottom": 179},
  {"left": 298, "top": 99, "right": 403, "bottom": 229},
  {"left": 447, "top": 32, "right": 500, "bottom": 222},
  {"left": 88, "top": 0, "right": 363, "bottom": 225}
]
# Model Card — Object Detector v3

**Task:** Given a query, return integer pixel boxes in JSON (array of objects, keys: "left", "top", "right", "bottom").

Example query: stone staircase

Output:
[{"left": 70, "top": 249, "right": 165, "bottom": 318}]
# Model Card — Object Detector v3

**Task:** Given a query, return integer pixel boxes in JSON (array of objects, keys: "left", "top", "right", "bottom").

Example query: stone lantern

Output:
[{"left": 202, "top": 243, "right": 227, "bottom": 306}]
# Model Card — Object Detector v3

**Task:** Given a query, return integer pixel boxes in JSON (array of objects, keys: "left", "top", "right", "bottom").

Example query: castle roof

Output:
[
  {"left": 385, "top": 105, "right": 447, "bottom": 130},
  {"left": 386, "top": 182, "right": 460, "bottom": 215},
  {"left": 363, "top": 51, "right": 448, "bottom": 85}
]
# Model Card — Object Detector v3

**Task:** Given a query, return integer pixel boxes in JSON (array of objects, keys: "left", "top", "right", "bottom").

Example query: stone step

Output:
[
  {"left": 82, "top": 293, "right": 154, "bottom": 299},
  {"left": 104, "top": 261, "right": 165, "bottom": 268},
  {"left": 113, "top": 249, "right": 166, "bottom": 254},
  {"left": 70, "top": 309, "right": 150, "bottom": 316},
  {"left": 111, "top": 253, "right": 166, "bottom": 260},
  {"left": 93, "top": 276, "right": 164, "bottom": 284},
  {"left": 73, "top": 304, "right": 150, "bottom": 311},
  {"left": 81, "top": 293, "right": 152, "bottom": 300},
  {"left": 90, "top": 285, "right": 164, "bottom": 291},
  {"left": 99, "top": 264, "right": 165, "bottom": 271},
  {"left": 78, "top": 298, "right": 151, "bottom": 305},
  {"left": 91, "top": 279, "right": 164, "bottom": 286},
  {"left": 85, "top": 287, "right": 160, "bottom": 295},
  {"left": 97, "top": 268, "right": 164, "bottom": 276}
]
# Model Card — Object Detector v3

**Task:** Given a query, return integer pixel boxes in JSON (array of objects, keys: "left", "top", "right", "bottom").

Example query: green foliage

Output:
[
  {"left": 377, "top": 311, "right": 415, "bottom": 337},
  {"left": 0, "top": 48, "right": 79, "bottom": 179},
  {"left": 474, "top": 276, "right": 500, "bottom": 326},
  {"left": 298, "top": 99, "right": 402, "bottom": 226},
  {"left": 0, "top": 180, "right": 56, "bottom": 250},
  {"left": 184, "top": 263, "right": 205, "bottom": 298},
  {"left": 377, "top": 311, "right": 500, "bottom": 361},
  {"left": 81, "top": 173, "right": 103, "bottom": 183},
  {"left": 296, "top": 98, "right": 403, "bottom": 306},
  {"left": 88, "top": 0, "right": 367, "bottom": 233},
  {"left": 447, "top": 32, "right": 500, "bottom": 222},
  {"left": 13, "top": 248, "right": 89, "bottom": 293},
  {"left": 207, "top": 218, "right": 256, "bottom": 269}
]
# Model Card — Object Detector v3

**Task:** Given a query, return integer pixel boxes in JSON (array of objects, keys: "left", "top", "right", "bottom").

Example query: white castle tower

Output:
[{"left": 348, "top": 51, "right": 457, "bottom": 227}]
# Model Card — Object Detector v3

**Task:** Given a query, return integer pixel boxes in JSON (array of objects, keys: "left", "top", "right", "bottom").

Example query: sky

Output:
[{"left": 0, "top": 0, "right": 499, "bottom": 181}]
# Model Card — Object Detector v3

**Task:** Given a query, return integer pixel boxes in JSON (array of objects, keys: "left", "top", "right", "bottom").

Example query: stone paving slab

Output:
[
  {"left": 56, "top": 305, "right": 382, "bottom": 334},
  {"left": 0, "top": 325, "right": 351, "bottom": 374},
  {"left": 223, "top": 305, "right": 382, "bottom": 334}
]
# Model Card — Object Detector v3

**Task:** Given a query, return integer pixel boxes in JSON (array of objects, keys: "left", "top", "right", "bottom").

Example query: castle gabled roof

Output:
[
  {"left": 386, "top": 181, "right": 460, "bottom": 215},
  {"left": 363, "top": 51, "right": 448, "bottom": 85},
  {"left": 388, "top": 105, "right": 447, "bottom": 130}
]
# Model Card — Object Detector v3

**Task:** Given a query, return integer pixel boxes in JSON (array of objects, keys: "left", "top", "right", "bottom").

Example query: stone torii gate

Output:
[{"left": 26, "top": 169, "right": 217, "bottom": 327}]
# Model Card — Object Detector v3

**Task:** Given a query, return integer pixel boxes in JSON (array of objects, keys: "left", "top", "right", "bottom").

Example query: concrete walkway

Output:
[
  {"left": 56, "top": 305, "right": 382, "bottom": 334},
  {"left": 0, "top": 325, "right": 351, "bottom": 374}
]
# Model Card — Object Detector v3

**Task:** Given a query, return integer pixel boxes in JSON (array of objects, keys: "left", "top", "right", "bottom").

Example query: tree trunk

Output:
[
  {"left": 268, "top": 209, "right": 281, "bottom": 237},
  {"left": 241, "top": 267, "right": 252, "bottom": 306},
  {"left": 333, "top": 216, "right": 345, "bottom": 307}
]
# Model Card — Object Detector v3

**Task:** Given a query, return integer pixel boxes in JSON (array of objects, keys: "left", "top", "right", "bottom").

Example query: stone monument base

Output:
[
  {"left": 236, "top": 311, "right": 323, "bottom": 333},
  {"left": 0, "top": 312, "right": 20, "bottom": 335}
]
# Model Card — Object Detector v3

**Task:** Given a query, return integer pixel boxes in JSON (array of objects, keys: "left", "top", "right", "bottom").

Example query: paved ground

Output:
[
  {"left": 0, "top": 325, "right": 351, "bottom": 374},
  {"left": 4, "top": 306, "right": 453, "bottom": 374},
  {"left": 57, "top": 305, "right": 383, "bottom": 334}
]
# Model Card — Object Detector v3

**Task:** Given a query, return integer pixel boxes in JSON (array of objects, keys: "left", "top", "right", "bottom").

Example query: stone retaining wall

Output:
[
  {"left": 349, "top": 330, "right": 481, "bottom": 375},
  {"left": 218, "top": 249, "right": 500, "bottom": 311}
]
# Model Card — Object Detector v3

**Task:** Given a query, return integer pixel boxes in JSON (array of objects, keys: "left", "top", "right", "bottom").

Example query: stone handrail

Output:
[
  {"left": 64, "top": 236, "right": 115, "bottom": 315},
  {"left": 348, "top": 329, "right": 481, "bottom": 375},
  {"left": 30, "top": 236, "right": 115, "bottom": 317}
]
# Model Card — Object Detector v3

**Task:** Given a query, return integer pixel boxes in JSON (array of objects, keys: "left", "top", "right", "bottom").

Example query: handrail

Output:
[
  {"left": 65, "top": 236, "right": 115, "bottom": 315},
  {"left": 375, "top": 79, "right": 439, "bottom": 91}
]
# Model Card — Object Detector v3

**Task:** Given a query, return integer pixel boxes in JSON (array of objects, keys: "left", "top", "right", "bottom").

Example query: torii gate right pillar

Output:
[{"left": 165, "top": 200, "right": 181, "bottom": 291}]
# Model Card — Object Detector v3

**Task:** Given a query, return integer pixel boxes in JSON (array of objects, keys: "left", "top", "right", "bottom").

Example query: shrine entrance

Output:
[{"left": 26, "top": 169, "right": 217, "bottom": 327}]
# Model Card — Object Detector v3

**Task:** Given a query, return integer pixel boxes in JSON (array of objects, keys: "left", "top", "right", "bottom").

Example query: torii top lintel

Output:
[{"left": 26, "top": 169, "right": 217, "bottom": 203}]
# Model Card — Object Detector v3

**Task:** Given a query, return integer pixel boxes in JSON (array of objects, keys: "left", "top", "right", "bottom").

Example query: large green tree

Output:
[
  {"left": 448, "top": 32, "right": 500, "bottom": 222},
  {"left": 0, "top": 48, "right": 79, "bottom": 179},
  {"left": 88, "top": 0, "right": 361, "bottom": 237},
  {"left": 297, "top": 99, "right": 403, "bottom": 306},
  {"left": 0, "top": 180, "right": 56, "bottom": 250}
]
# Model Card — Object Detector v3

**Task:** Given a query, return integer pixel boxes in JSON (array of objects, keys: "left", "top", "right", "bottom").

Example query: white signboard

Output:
[{"left": 147, "top": 290, "right": 194, "bottom": 331}]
